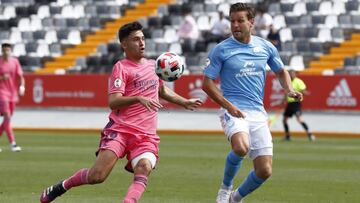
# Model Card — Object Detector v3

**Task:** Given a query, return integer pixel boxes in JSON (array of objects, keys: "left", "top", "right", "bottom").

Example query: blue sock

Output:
[
  {"left": 237, "top": 170, "right": 265, "bottom": 198},
  {"left": 222, "top": 151, "right": 243, "bottom": 187}
]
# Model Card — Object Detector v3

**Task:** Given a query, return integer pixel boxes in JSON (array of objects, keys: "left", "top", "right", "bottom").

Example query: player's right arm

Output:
[
  {"left": 108, "top": 93, "right": 162, "bottom": 112},
  {"left": 108, "top": 62, "right": 162, "bottom": 111},
  {"left": 202, "top": 77, "right": 245, "bottom": 118}
]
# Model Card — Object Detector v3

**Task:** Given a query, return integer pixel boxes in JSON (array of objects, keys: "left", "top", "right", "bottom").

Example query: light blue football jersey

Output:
[{"left": 203, "top": 36, "right": 284, "bottom": 111}]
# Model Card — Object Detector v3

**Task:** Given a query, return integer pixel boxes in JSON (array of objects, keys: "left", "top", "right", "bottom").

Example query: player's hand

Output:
[
  {"left": 1, "top": 74, "right": 9, "bottom": 80},
  {"left": 227, "top": 105, "right": 246, "bottom": 118},
  {"left": 183, "top": 98, "right": 203, "bottom": 111},
  {"left": 138, "top": 96, "right": 163, "bottom": 112},
  {"left": 287, "top": 91, "right": 303, "bottom": 101},
  {"left": 19, "top": 85, "right": 25, "bottom": 96}
]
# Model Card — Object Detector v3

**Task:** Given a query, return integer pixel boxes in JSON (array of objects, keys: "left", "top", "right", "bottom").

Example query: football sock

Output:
[
  {"left": 63, "top": 168, "right": 89, "bottom": 190},
  {"left": 223, "top": 151, "right": 243, "bottom": 187},
  {"left": 3, "top": 117, "right": 15, "bottom": 143},
  {"left": 300, "top": 122, "right": 310, "bottom": 133},
  {"left": 123, "top": 174, "right": 148, "bottom": 203},
  {"left": 234, "top": 170, "right": 265, "bottom": 201},
  {"left": 0, "top": 121, "right": 4, "bottom": 137},
  {"left": 283, "top": 121, "right": 290, "bottom": 136}
]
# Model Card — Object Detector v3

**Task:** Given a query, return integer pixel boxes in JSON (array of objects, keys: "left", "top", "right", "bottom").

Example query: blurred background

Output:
[{"left": 0, "top": 0, "right": 357, "bottom": 136}]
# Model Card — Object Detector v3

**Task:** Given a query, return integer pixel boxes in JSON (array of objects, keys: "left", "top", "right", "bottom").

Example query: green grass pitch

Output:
[{"left": 0, "top": 131, "right": 359, "bottom": 203}]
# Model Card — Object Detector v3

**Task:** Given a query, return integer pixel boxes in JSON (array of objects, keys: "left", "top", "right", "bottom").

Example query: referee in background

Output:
[{"left": 282, "top": 69, "right": 315, "bottom": 141}]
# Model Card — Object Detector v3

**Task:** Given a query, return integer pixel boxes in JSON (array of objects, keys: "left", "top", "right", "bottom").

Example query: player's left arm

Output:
[
  {"left": 158, "top": 85, "right": 202, "bottom": 111},
  {"left": 275, "top": 69, "right": 303, "bottom": 101},
  {"left": 266, "top": 41, "right": 303, "bottom": 102},
  {"left": 16, "top": 60, "right": 25, "bottom": 96}
]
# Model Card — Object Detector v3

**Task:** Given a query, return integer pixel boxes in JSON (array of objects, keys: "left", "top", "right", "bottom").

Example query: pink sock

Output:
[
  {"left": 3, "top": 117, "right": 15, "bottom": 143},
  {"left": 123, "top": 175, "right": 148, "bottom": 203},
  {"left": 0, "top": 122, "right": 4, "bottom": 137},
  {"left": 63, "top": 168, "right": 89, "bottom": 190}
]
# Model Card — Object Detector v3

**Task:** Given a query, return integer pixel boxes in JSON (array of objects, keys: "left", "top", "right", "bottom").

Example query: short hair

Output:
[
  {"left": 118, "top": 21, "right": 143, "bottom": 42},
  {"left": 1, "top": 43, "right": 12, "bottom": 49},
  {"left": 229, "top": 3, "right": 255, "bottom": 20}
]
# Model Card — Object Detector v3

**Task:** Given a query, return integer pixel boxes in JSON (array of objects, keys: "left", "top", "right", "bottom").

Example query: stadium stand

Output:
[{"left": 0, "top": 0, "right": 360, "bottom": 75}]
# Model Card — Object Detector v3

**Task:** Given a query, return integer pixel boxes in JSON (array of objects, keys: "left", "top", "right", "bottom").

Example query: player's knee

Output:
[
  {"left": 232, "top": 145, "right": 249, "bottom": 157},
  {"left": 256, "top": 165, "right": 272, "bottom": 180},
  {"left": 88, "top": 168, "right": 107, "bottom": 184},
  {"left": 132, "top": 152, "right": 156, "bottom": 175},
  {"left": 133, "top": 159, "right": 153, "bottom": 175}
]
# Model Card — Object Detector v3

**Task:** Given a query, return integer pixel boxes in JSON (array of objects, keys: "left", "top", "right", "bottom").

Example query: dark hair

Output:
[
  {"left": 1, "top": 43, "right": 12, "bottom": 49},
  {"left": 118, "top": 21, "right": 143, "bottom": 42},
  {"left": 229, "top": 3, "right": 255, "bottom": 20}
]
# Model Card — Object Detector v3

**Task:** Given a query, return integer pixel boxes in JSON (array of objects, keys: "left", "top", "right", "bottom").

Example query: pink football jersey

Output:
[
  {"left": 107, "top": 58, "right": 163, "bottom": 135},
  {"left": 0, "top": 57, "right": 23, "bottom": 102}
]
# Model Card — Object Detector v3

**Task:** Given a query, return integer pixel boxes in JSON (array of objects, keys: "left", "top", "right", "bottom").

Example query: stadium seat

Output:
[
  {"left": 163, "top": 28, "right": 179, "bottom": 43},
  {"left": 156, "top": 42, "right": 169, "bottom": 54},
  {"left": 343, "top": 57, "right": 355, "bottom": 67},
  {"left": 0, "top": 31, "right": 10, "bottom": 41},
  {"left": 9, "top": 29, "right": 22, "bottom": 43},
  {"left": 49, "top": 43, "right": 62, "bottom": 57},
  {"left": 289, "top": 55, "right": 305, "bottom": 71},
  {"left": 338, "top": 14, "right": 352, "bottom": 28},
  {"left": 296, "top": 40, "right": 310, "bottom": 53},
  {"left": 268, "top": 2, "right": 281, "bottom": 15},
  {"left": 292, "top": 2, "right": 306, "bottom": 16},
  {"left": 168, "top": 42, "right": 182, "bottom": 55},
  {"left": 272, "top": 14, "right": 286, "bottom": 30},
  {"left": 37, "top": 5, "right": 50, "bottom": 19},
  {"left": 306, "top": 2, "right": 320, "bottom": 14},
  {"left": 346, "top": 0, "right": 360, "bottom": 13},
  {"left": 331, "top": 27, "right": 345, "bottom": 43},
  {"left": 281, "top": 41, "right": 297, "bottom": 54},
  {"left": 279, "top": 27, "right": 293, "bottom": 42}
]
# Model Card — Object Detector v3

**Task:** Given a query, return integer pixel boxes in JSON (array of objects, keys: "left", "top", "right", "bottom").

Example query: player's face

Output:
[
  {"left": 122, "top": 30, "right": 145, "bottom": 60},
  {"left": 1, "top": 47, "right": 12, "bottom": 59},
  {"left": 230, "top": 10, "right": 254, "bottom": 43}
]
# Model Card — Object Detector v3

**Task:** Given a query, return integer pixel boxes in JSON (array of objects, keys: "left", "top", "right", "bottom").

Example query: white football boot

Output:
[{"left": 216, "top": 185, "right": 232, "bottom": 203}]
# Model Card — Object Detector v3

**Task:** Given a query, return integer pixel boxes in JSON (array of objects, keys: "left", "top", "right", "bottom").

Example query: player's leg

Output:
[
  {"left": 295, "top": 114, "right": 315, "bottom": 141},
  {"left": 40, "top": 149, "right": 118, "bottom": 203},
  {"left": 0, "top": 102, "right": 20, "bottom": 151},
  {"left": 282, "top": 104, "right": 292, "bottom": 140},
  {"left": 230, "top": 155, "right": 272, "bottom": 203},
  {"left": 123, "top": 152, "right": 157, "bottom": 203},
  {"left": 230, "top": 112, "right": 273, "bottom": 202},
  {"left": 282, "top": 116, "right": 290, "bottom": 140},
  {"left": 216, "top": 109, "right": 249, "bottom": 203},
  {"left": 217, "top": 132, "right": 248, "bottom": 203}
]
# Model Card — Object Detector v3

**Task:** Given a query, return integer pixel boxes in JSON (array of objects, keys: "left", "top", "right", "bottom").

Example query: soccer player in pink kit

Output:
[
  {"left": 40, "top": 21, "right": 203, "bottom": 203},
  {"left": 0, "top": 43, "right": 25, "bottom": 152}
]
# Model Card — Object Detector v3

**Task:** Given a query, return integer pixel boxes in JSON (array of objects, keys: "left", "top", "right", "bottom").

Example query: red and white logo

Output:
[{"left": 326, "top": 79, "right": 357, "bottom": 107}]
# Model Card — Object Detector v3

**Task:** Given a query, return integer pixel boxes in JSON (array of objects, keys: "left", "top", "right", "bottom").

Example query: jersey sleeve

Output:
[
  {"left": 203, "top": 46, "right": 223, "bottom": 79},
  {"left": 266, "top": 42, "right": 284, "bottom": 73},
  {"left": 108, "top": 62, "right": 127, "bottom": 95}
]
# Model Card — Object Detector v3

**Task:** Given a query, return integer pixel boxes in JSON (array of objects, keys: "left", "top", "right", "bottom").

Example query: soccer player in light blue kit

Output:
[{"left": 202, "top": 3, "right": 303, "bottom": 203}]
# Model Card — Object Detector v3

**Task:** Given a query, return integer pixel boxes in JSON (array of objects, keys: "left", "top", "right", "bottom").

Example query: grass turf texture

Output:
[{"left": 0, "top": 131, "right": 359, "bottom": 203}]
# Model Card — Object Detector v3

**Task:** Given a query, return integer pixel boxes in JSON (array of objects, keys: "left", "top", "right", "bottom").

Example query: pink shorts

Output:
[
  {"left": 0, "top": 101, "right": 15, "bottom": 116},
  {"left": 97, "top": 129, "right": 160, "bottom": 173}
]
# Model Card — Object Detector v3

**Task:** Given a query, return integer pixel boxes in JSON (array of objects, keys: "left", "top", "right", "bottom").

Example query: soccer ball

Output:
[{"left": 155, "top": 52, "right": 185, "bottom": 82}]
